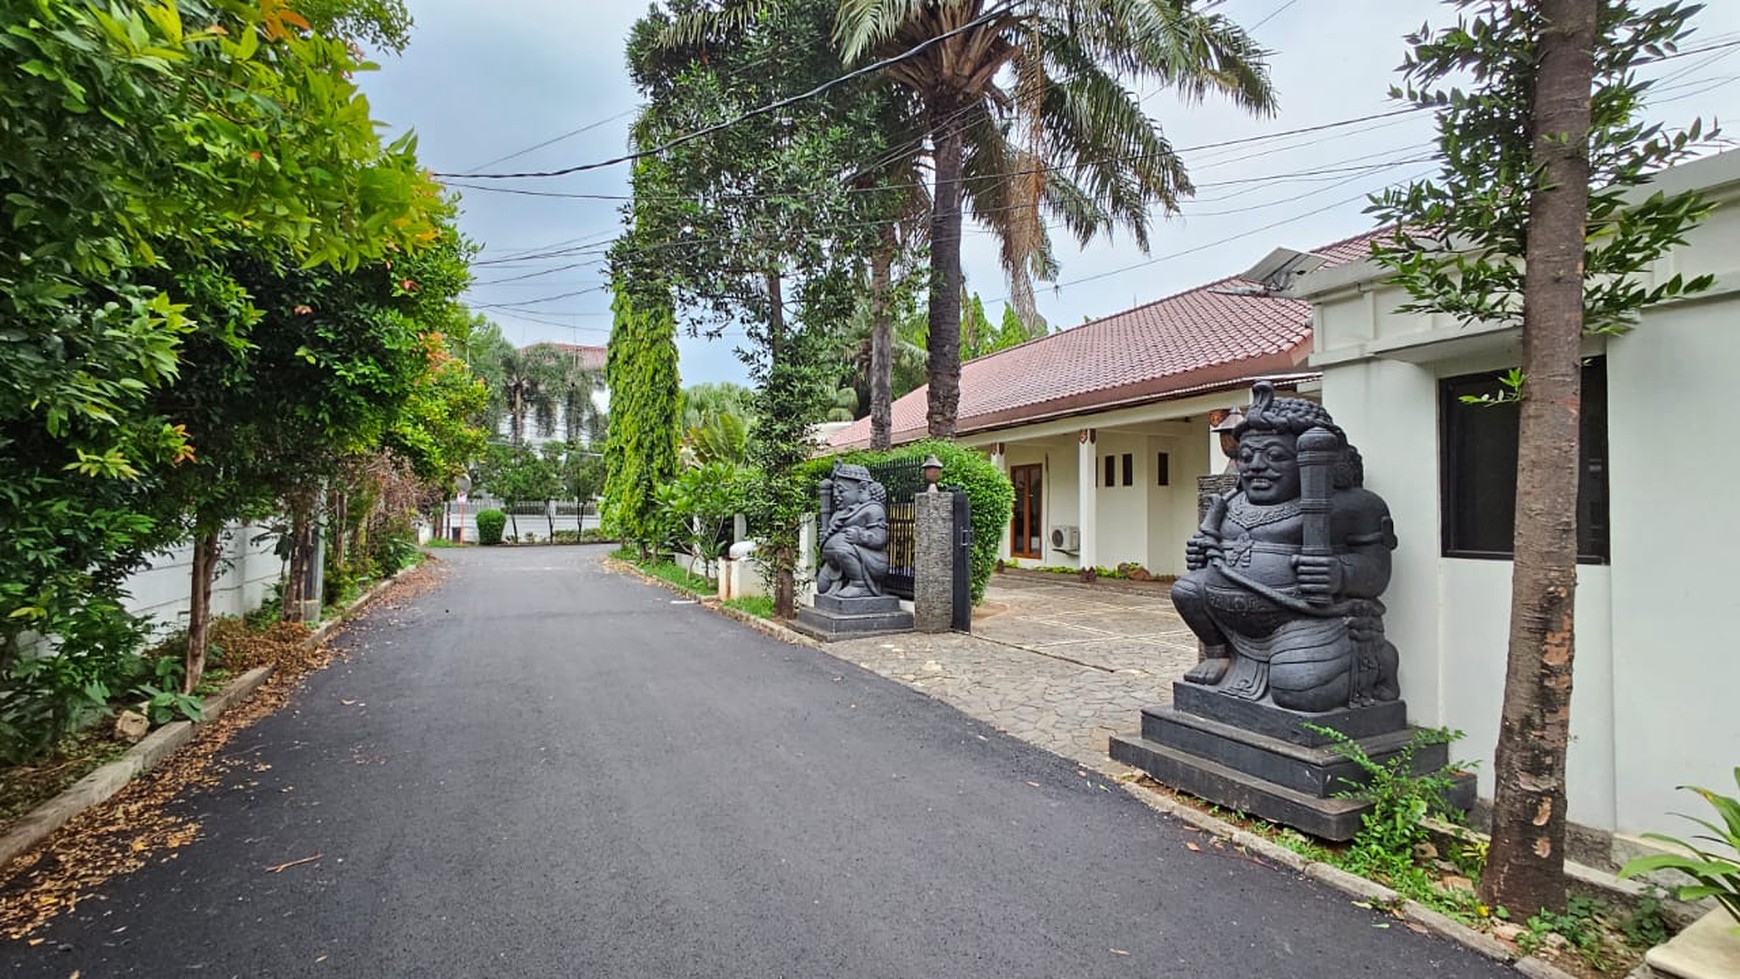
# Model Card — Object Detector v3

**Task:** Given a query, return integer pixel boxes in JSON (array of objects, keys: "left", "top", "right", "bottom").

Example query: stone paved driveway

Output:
[{"left": 830, "top": 570, "right": 1197, "bottom": 772}]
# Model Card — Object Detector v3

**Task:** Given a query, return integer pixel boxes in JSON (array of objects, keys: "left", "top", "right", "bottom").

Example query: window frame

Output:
[{"left": 1438, "top": 357, "right": 1610, "bottom": 564}]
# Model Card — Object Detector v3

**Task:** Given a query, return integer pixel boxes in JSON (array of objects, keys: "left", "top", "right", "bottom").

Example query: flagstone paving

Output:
[{"left": 830, "top": 570, "right": 1198, "bottom": 770}]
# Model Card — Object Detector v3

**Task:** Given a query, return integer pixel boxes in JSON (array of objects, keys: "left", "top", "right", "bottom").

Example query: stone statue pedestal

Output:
[
  {"left": 1110, "top": 683, "right": 1474, "bottom": 841},
  {"left": 792, "top": 593, "right": 913, "bottom": 642}
]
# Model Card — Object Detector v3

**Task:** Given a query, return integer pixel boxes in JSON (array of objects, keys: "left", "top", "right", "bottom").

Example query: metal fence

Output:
[{"left": 865, "top": 457, "right": 926, "bottom": 600}]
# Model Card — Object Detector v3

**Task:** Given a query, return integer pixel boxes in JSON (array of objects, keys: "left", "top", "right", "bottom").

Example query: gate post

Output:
[
  {"left": 950, "top": 491, "right": 973, "bottom": 633},
  {"left": 913, "top": 491, "right": 954, "bottom": 633}
]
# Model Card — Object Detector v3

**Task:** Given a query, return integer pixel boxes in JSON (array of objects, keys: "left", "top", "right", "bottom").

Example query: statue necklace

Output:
[{"left": 1226, "top": 494, "right": 1302, "bottom": 530}]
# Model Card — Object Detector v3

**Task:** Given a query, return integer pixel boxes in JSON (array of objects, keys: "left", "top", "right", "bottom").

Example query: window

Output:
[
  {"left": 1121, "top": 453, "right": 1134, "bottom": 486},
  {"left": 1104, "top": 455, "right": 1116, "bottom": 488},
  {"left": 1156, "top": 452, "right": 1170, "bottom": 487},
  {"left": 1439, "top": 358, "right": 1609, "bottom": 562}
]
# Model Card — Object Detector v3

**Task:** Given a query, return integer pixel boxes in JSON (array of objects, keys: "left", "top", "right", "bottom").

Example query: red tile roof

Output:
[
  {"left": 828, "top": 230, "right": 1383, "bottom": 449},
  {"left": 531, "top": 342, "right": 607, "bottom": 372}
]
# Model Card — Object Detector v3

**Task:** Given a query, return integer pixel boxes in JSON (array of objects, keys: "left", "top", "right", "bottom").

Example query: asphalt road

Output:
[{"left": 4, "top": 546, "right": 1515, "bottom": 977}]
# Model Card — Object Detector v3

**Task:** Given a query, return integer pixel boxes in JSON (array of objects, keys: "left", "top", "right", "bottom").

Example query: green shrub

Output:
[
  {"left": 1619, "top": 767, "right": 1740, "bottom": 928},
  {"left": 475, "top": 509, "right": 506, "bottom": 546},
  {"left": 800, "top": 440, "right": 1013, "bottom": 604}
]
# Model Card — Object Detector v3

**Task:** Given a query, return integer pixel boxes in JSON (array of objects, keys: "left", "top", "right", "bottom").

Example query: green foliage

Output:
[
  {"left": 1310, "top": 725, "right": 1467, "bottom": 888},
  {"left": 601, "top": 283, "right": 681, "bottom": 551},
  {"left": 476, "top": 509, "right": 507, "bottom": 546},
  {"left": 0, "top": 598, "right": 155, "bottom": 765},
  {"left": 723, "top": 596, "right": 775, "bottom": 620},
  {"left": 653, "top": 462, "right": 750, "bottom": 577},
  {"left": 131, "top": 656, "right": 204, "bottom": 725},
  {"left": 1, "top": 0, "right": 456, "bottom": 725},
  {"left": 801, "top": 440, "right": 1014, "bottom": 604},
  {"left": 613, "top": 548, "right": 713, "bottom": 597},
  {"left": 1516, "top": 896, "right": 1615, "bottom": 970},
  {"left": 1369, "top": 1, "right": 1716, "bottom": 335},
  {"left": 1620, "top": 890, "right": 1672, "bottom": 949},
  {"left": 1619, "top": 768, "right": 1740, "bottom": 926}
]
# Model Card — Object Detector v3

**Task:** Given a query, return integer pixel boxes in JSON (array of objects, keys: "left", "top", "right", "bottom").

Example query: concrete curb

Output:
[
  {"left": 713, "top": 603, "right": 823, "bottom": 650},
  {"left": 603, "top": 557, "right": 824, "bottom": 651},
  {"left": 0, "top": 567, "right": 411, "bottom": 869},
  {"left": 1117, "top": 781, "right": 1587, "bottom": 978}
]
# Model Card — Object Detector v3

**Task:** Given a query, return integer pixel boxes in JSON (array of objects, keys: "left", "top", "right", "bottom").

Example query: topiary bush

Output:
[
  {"left": 475, "top": 509, "right": 506, "bottom": 546},
  {"left": 801, "top": 440, "right": 1013, "bottom": 604}
]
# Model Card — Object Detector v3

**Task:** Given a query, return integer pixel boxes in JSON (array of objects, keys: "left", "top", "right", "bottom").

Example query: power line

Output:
[{"left": 435, "top": 4, "right": 1018, "bottom": 181}]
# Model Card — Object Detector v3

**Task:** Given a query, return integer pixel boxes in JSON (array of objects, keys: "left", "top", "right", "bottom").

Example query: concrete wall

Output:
[
  {"left": 122, "top": 523, "right": 284, "bottom": 638},
  {"left": 1094, "top": 432, "right": 1149, "bottom": 569},
  {"left": 1302, "top": 150, "right": 1740, "bottom": 839}
]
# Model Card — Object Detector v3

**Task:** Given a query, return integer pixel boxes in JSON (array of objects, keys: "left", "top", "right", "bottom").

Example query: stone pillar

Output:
[
  {"left": 732, "top": 512, "right": 748, "bottom": 544},
  {"left": 914, "top": 491, "right": 954, "bottom": 632},
  {"left": 1077, "top": 428, "right": 1098, "bottom": 570}
]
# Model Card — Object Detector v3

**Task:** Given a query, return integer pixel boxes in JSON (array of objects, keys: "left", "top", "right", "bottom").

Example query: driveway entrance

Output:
[{"left": 831, "top": 569, "right": 1199, "bottom": 770}]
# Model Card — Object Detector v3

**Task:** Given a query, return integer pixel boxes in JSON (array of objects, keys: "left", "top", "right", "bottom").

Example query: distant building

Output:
[{"left": 499, "top": 342, "right": 609, "bottom": 449}]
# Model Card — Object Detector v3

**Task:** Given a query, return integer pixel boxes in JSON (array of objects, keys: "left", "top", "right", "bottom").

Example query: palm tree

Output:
[
  {"left": 834, "top": 0, "right": 1277, "bottom": 437},
  {"left": 490, "top": 344, "right": 563, "bottom": 446}
]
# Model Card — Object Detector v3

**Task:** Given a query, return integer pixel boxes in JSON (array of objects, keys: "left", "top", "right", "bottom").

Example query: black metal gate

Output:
[{"left": 864, "top": 457, "right": 925, "bottom": 600}]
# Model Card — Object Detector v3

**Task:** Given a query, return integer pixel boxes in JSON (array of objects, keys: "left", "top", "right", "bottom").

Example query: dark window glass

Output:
[
  {"left": 1104, "top": 455, "right": 1116, "bottom": 488},
  {"left": 1156, "top": 453, "right": 1170, "bottom": 486},
  {"left": 1439, "top": 358, "right": 1609, "bottom": 562},
  {"left": 1121, "top": 453, "right": 1133, "bottom": 486}
]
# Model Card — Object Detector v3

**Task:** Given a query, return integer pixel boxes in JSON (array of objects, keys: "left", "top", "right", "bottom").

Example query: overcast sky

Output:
[{"left": 359, "top": 0, "right": 1740, "bottom": 387}]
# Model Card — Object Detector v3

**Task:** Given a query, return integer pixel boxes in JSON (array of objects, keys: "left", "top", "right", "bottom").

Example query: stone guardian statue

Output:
[
  {"left": 1172, "top": 383, "right": 1401, "bottom": 712},
  {"left": 815, "top": 463, "right": 890, "bottom": 599}
]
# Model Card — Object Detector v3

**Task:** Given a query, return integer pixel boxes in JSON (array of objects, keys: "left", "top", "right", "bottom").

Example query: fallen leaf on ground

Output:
[{"left": 1185, "top": 842, "right": 1201, "bottom": 852}]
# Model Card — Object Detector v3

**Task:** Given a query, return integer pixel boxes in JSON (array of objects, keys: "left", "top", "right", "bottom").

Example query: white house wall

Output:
[
  {"left": 962, "top": 392, "right": 1261, "bottom": 574},
  {"left": 1304, "top": 149, "right": 1740, "bottom": 839},
  {"left": 1094, "top": 431, "right": 1149, "bottom": 569},
  {"left": 1605, "top": 295, "right": 1740, "bottom": 834},
  {"left": 123, "top": 523, "right": 284, "bottom": 638}
]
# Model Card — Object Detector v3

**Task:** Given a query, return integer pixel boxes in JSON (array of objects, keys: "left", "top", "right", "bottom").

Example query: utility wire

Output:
[{"left": 434, "top": 4, "right": 1018, "bottom": 180}]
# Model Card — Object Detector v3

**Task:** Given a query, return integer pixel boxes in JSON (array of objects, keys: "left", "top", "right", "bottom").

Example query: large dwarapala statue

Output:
[
  {"left": 815, "top": 462, "right": 890, "bottom": 599},
  {"left": 1174, "top": 383, "right": 1401, "bottom": 713}
]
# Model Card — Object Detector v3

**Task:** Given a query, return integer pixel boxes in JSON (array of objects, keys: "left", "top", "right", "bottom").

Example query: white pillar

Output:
[
  {"left": 1077, "top": 429, "right": 1098, "bottom": 569},
  {"left": 988, "top": 442, "right": 1011, "bottom": 560}
]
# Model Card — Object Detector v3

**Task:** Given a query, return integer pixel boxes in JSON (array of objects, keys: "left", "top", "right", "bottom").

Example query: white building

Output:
[{"left": 1297, "top": 150, "right": 1740, "bottom": 854}]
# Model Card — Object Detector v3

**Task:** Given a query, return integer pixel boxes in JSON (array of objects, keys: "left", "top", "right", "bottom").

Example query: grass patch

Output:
[
  {"left": 723, "top": 596, "right": 775, "bottom": 619},
  {"left": 611, "top": 548, "right": 713, "bottom": 597},
  {"left": 424, "top": 537, "right": 463, "bottom": 549}
]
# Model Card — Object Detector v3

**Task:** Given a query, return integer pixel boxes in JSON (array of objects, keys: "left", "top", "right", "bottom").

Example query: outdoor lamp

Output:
[
  {"left": 921, "top": 453, "right": 944, "bottom": 491},
  {"left": 1212, "top": 408, "right": 1245, "bottom": 461}
]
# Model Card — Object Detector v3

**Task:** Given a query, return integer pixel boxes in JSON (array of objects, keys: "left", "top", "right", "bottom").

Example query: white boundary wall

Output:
[
  {"left": 122, "top": 523, "right": 285, "bottom": 638},
  {"left": 1299, "top": 150, "right": 1740, "bottom": 841}
]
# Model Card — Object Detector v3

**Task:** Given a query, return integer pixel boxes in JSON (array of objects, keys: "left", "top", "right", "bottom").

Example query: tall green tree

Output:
[
  {"left": 833, "top": 0, "right": 1277, "bottom": 438},
  {"left": 0, "top": 0, "right": 445, "bottom": 727},
  {"left": 624, "top": 0, "right": 889, "bottom": 614},
  {"left": 601, "top": 281, "right": 681, "bottom": 552},
  {"left": 1370, "top": 0, "right": 1714, "bottom": 915}
]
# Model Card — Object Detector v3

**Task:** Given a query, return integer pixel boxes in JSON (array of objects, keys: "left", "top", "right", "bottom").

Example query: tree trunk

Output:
[
  {"left": 925, "top": 93, "right": 965, "bottom": 440},
  {"left": 869, "top": 225, "right": 896, "bottom": 451},
  {"left": 184, "top": 528, "right": 221, "bottom": 695},
  {"left": 283, "top": 491, "right": 312, "bottom": 621},
  {"left": 1478, "top": 0, "right": 1596, "bottom": 918},
  {"left": 764, "top": 268, "right": 799, "bottom": 619}
]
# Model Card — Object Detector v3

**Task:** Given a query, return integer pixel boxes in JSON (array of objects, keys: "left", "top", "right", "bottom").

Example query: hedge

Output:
[
  {"left": 800, "top": 440, "right": 1013, "bottom": 604},
  {"left": 475, "top": 509, "right": 506, "bottom": 546}
]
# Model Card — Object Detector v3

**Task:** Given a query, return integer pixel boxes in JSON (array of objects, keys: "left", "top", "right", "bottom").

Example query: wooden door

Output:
[{"left": 1010, "top": 464, "right": 1043, "bottom": 559}]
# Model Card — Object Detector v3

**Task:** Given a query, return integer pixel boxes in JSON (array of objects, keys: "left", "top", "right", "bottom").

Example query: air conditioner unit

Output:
[{"left": 1049, "top": 525, "right": 1080, "bottom": 553}]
